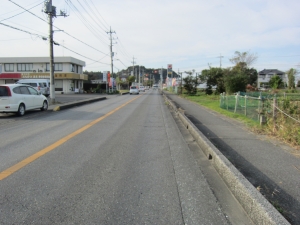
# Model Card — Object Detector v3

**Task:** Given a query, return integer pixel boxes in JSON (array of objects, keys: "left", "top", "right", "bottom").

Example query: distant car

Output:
[
  {"left": 129, "top": 86, "right": 139, "bottom": 95},
  {"left": 153, "top": 84, "right": 158, "bottom": 89},
  {"left": 139, "top": 86, "right": 145, "bottom": 92},
  {"left": 0, "top": 84, "right": 48, "bottom": 116},
  {"left": 16, "top": 79, "right": 49, "bottom": 97},
  {"left": 145, "top": 86, "right": 149, "bottom": 90}
]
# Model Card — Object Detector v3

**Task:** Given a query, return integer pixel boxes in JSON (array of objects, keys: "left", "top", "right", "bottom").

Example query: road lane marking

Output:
[{"left": 0, "top": 96, "right": 140, "bottom": 181}]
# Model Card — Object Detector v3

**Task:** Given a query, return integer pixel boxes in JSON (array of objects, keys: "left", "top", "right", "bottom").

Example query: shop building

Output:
[{"left": 0, "top": 56, "right": 88, "bottom": 93}]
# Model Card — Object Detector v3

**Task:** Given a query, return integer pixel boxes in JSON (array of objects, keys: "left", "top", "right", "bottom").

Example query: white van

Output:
[{"left": 16, "top": 79, "right": 50, "bottom": 97}]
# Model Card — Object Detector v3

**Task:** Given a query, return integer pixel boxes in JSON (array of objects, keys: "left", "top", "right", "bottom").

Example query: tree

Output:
[
  {"left": 229, "top": 51, "right": 258, "bottom": 68},
  {"left": 286, "top": 68, "right": 296, "bottom": 89},
  {"left": 269, "top": 75, "right": 283, "bottom": 89},
  {"left": 127, "top": 75, "right": 135, "bottom": 86},
  {"left": 200, "top": 67, "right": 225, "bottom": 94},
  {"left": 183, "top": 75, "right": 197, "bottom": 95},
  {"left": 223, "top": 68, "right": 248, "bottom": 93}
]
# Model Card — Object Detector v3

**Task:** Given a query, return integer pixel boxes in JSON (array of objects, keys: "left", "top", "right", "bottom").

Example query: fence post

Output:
[
  {"left": 245, "top": 95, "right": 247, "bottom": 116},
  {"left": 273, "top": 95, "right": 277, "bottom": 132},
  {"left": 234, "top": 92, "right": 239, "bottom": 113},
  {"left": 225, "top": 93, "right": 228, "bottom": 110}
]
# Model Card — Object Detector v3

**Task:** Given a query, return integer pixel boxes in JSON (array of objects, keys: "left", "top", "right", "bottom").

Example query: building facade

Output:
[
  {"left": 0, "top": 56, "right": 88, "bottom": 93},
  {"left": 257, "top": 69, "right": 287, "bottom": 88}
]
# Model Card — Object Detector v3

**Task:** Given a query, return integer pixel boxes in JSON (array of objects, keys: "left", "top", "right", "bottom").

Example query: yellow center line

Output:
[{"left": 0, "top": 96, "right": 140, "bottom": 181}]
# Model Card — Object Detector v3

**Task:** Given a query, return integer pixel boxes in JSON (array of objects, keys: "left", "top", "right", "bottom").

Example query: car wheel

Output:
[
  {"left": 17, "top": 104, "right": 25, "bottom": 116},
  {"left": 41, "top": 100, "right": 48, "bottom": 111}
]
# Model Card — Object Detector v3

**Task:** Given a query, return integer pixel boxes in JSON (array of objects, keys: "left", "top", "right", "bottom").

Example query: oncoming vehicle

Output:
[
  {"left": 129, "top": 86, "right": 139, "bottom": 95},
  {"left": 153, "top": 84, "right": 158, "bottom": 89},
  {"left": 16, "top": 79, "right": 49, "bottom": 97},
  {"left": 139, "top": 86, "right": 145, "bottom": 92},
  {"left": 0, "top": 84, "right": 48, "bottom": 116}
]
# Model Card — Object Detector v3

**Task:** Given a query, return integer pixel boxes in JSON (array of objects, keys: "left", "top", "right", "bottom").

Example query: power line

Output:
[
  {"left": 0, "top": 1, "right": 43, "bottom": 22},
  {"left": 82, "top": 0, "right": 109, "bottom": 31},
  {"left": 87, "top": 0, "right": 110, "bottom": 29},
  {"left": 76, "top": 0, "right": 107, "bottom": 33},
  {"left": 58, "top": 42, "right": 111, "bottom": 65},
  {"left": 65, "top": 0, "right": 108, "bottom": 44},
  {"left": 6, "top": 0, "right": 110, "bottom": 57},
  {"left": 0, "top": 21, "right": 111, "bottom": 66},
  {"left": 0, "top": 22, "right": 46, "bottom": 39}
]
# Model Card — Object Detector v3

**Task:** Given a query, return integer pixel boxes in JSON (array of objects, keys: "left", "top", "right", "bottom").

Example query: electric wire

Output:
[
  {"left": 82, "top": 0, "right": 109, "bottom": 31},
  {"left": 0, "top": 22, "right": 46, "bottom": 39},
  {"left": 7, "top": 0, "right": 110, "bottom": 57},
  {"left": 58, "top": 41, "right": 111, "bottom": 65},
  {"left": 0, "top": 1, "right": 43, "bottom": 22},
  {"left": 65, "top": 0, "right": 108, "bottom": 44},
  {"left": 75, "top": 0, "right": 107, "bottom": 33},
  {"left": 87, "top": 0, "right": 110, "bottom": 29}
]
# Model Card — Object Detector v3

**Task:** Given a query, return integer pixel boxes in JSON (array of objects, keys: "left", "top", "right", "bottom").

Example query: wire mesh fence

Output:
[
  {"left": 220, "top": 91, "right": 300, "bottom": 146},
  {"left": 220, "top": 92, "right": 300, "bottom": 123}
]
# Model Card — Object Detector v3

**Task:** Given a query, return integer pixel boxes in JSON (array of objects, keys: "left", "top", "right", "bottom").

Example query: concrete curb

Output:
[
  {"left": 163, "top": 93, "right": 290, "bottom": 225},
  {"left": 51, "top": 97, "right": 107, "bottom": 111}
]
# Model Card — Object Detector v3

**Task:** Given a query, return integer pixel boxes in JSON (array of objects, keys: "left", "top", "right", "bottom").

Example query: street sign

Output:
[{"left": 167, "top": 64, "right": 172, "bottom": 75}]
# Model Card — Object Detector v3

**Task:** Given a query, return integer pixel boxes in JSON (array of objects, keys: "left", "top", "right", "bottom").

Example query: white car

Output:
[
  {"left": 16, "top": 79, "right": 49, "bottom": 97},
  {"left": 129, "top": 86, "right": 139, "bottom": 95},
  {"left": 0, "top": 84, "right": 48, "bottom": 116},
  {"left": 139, "top": 86, "right": 145, "bottom": 92}
]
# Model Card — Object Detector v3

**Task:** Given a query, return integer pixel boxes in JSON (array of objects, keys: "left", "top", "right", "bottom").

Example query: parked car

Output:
[
  {"left": 16, "top": 79, "right": 49, "bottom": 97},
  {"left": 153, "top": 84, "right": 158, "bottom": 89},
  {"left": 145, "top": 86, "right": 149, "bottom": 90},
  {"left": 129, "top": 86, "right": 139, "bottom": 95},
  {"left": 0, "top": 84, "right": 48, "bottom": 116},
  {"left": 139, "top": 86, "right": 145, "bottom": 92}
]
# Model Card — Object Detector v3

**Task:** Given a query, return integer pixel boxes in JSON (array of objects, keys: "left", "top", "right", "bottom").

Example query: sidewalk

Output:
[
  {"left": 164, "top": 92, "right": 300, "bottom": 225},
  {"left": 47, "top": 93, "right": 110, "bottom": 111}
]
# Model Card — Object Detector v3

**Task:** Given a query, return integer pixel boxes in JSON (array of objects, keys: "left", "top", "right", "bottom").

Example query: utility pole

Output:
[
  {"left": 107, "top": 27, "right": 116, "bottom": 92},
  {"left": 45, "top": 0, "right": 55, "bottom": 104},
  {"left": 138, "top": 65, "right": 140, "bottom": 87},
  {"left": 44, "top": 0, "right": 67, "bottom": 103},
  {"left": 131, "top": 56, "right": 136, "bottom": 83},
  {"left": 217, "top": 53, "right": 224, "bottom": 68}
]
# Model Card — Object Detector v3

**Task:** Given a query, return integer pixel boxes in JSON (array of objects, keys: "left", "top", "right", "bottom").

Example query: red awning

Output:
[{"left": 0, "top": 73, "right": 21, "bottom": 79}]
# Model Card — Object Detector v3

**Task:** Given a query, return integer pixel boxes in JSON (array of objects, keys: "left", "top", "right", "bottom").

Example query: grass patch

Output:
[{"left": 180, "top": 93, "right": 262, "bottom": 132}]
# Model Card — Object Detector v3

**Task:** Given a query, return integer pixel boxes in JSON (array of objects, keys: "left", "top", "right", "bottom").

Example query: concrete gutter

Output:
[
  {"left": 52, "top": 97, "right": 106, "bottom": 111},
  {"left": 163, "top": 93, "right": 290, "bottom": 225}
]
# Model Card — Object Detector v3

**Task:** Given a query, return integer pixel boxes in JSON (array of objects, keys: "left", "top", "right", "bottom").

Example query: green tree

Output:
[
  {"left": 200, "top": 67, "right": 225, "bottom": 94},
  {"left": 183, "top": 75, "right": 197, "bottom": 95},
  {"left": 223, "top": 68, "right": 248, "bottom": 93},
  {"left": 128, "top": 75, "right": 135, "bottom": 86},
  {"left": 269, "top": 75, "right": 283, "bottom": 89},
  {"left": 286, "top": 68, "right": 296, "bottom": 89}
]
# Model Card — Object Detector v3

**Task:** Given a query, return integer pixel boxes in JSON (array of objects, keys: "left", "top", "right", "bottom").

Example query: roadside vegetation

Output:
[{"left": 176, "top": 51, "right": 300, "bottom": 149}]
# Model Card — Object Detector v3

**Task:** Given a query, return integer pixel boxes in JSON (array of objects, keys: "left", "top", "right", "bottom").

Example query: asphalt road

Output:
[
  {"left": 0, "top": 90, "right": 233, "bottom": 224},
  {"left": 165, "top": 92, "right": 300, "bottom": 225}
]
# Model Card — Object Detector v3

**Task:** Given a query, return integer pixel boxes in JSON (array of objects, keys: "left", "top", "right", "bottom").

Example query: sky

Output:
[{"left": 0, "top": 0, "right": 300, "bottom": 80}]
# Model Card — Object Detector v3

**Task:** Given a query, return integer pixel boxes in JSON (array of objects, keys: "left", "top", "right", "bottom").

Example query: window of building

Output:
[
  {"left": 4, "top": 64, "right": 14, "bottom": 72},
  {"left": 46, "top": 63, "right": 63, "bottom": 71},
  {"left": 70, "top": 64, "right": 75, "bottom": 72},
  {"left": 17, "top": 63, "right": 33, "bottom": 72}
]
